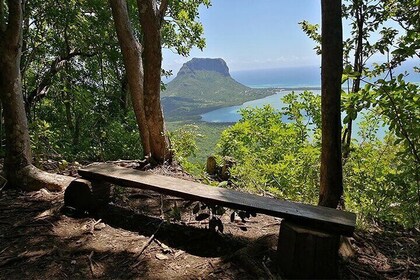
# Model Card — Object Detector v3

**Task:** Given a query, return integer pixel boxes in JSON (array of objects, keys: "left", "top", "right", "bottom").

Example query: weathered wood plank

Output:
[{"left": 78, "top": 163, "right": 356, "bottom": 236}]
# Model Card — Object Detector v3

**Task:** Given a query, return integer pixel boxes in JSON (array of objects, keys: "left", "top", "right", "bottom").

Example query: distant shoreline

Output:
[
  {"left": 198, "top": 87, "right": 323, "bottom": 123},
  {"left": 280, "top": 86, "right": 321, "bottom": 91},
  {"left": 247, "top": 85, "right": 321, "bottom": 92}
]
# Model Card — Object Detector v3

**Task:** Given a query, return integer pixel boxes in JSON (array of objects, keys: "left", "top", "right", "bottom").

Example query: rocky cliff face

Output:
[{"left": 177, "top": 58, "right": 230, "bottom": 77}]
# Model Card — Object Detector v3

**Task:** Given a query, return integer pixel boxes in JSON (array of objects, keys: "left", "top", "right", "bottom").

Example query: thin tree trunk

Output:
[
  {"left": 343, "top": 4, "right": 363, "bottom": 160},
  {"left": 137, "top": 0, "right": 171, "bottom": 163},
  {"left": 110, "top": 0, "right": 151, "bottom": 157},
  {"left": 0, "top": 0, "right": 73, "bottom": 191},
  {"left": 120, "top": 74, "right": 129, "bottom": 114},
  {"left": 319, "top": 0, "right": 344, "bottom": 208},
  {"left": 73, "top": 115, "right": 80, "bottom": 147},
  {"left": 64, "top": 93, "right": 81, "bottom": 149}
]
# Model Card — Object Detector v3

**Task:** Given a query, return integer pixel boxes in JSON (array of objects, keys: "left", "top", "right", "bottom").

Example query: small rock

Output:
[
  {"left": 94, "top": 222, "right": 106, "bottom": 230},
  {"left": 155, "top": 253, "right": 169, "bottom": 260},
  {"left": 174, "top": 250, "right": 185, "bottom": 259},
  {"left": 159, "top": 243, "right": 173, "bottom": 254},
  {"left": 71, "top": 260, "right": 76, "bottom": 265},
  {"left": 40, "top": 189, "right": 51, "bottom": 196},
  {"left": 81, "top": 224, "right": 90, "bottom": 231}
]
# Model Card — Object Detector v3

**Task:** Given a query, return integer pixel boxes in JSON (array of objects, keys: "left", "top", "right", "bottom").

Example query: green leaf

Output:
[{"left": 217, "top": 181, "right": 228, "bottom": 188}]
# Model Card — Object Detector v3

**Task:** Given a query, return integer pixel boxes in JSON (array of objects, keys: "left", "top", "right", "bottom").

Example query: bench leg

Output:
[
  {"left": 277, "top": 220, "right": 340, "bottom": 279},
  {"left": 91, "top": 181, "right": 111, "bottom": 209},
  {"left": 64, "top": 179, "right": 111, "bottom": 212},
  {"left": 64, "top": 179, "right": 93, "bottom": 212}
]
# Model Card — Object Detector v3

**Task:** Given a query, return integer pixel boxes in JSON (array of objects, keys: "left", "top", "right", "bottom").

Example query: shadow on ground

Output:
[{"left": 0, "top": 188, "right": 279, "bottom": 279}]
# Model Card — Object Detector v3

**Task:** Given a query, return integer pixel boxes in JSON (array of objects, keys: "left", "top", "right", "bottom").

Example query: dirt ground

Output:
[{"left": 0, "top": 162, "right": 419, "bottom": 279}]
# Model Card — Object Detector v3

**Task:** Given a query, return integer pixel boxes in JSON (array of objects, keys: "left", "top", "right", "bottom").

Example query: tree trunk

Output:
[
  {"left": 319, "top": 0, "right": 343, "bottom": 208},
  {"left": 137, "top": 0, "right": 172, "bottom": 163},
  {"left": 0, "top": 0, "right": 73, "bottom": 191},
  {"left": 0, "top": 0, "right": 32, "bottom": 180},
  {"left": 110, "top": 0, "right": 151, "bottom": 157},
  {"left": 0, "top": 103, "right": 3, "bottom": 154},
  {"left": 0, "top": 0, "right": 5, "bottom": 32},
  {"left": 110, "top": 0, "right": 172, "bottom": 164}
]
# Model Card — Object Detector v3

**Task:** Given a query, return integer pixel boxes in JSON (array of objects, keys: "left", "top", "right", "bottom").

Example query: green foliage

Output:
[
  {"left": 30, "top": 95, "right": 144, "bottom": 162},
  {"left": 371, "top": 78, "right": 420, "bottom": 165},
  {"left": 299, "top": 20, "right": 321, "bottom": 54},
  {"left": 166, "top": 121, "right": 229, "bottom": 179},
  {"left": 163, "top": 0, "right": 211, "bottom": 56},
  {"left": 297, "top": 0, "right": 419, "bottom": 228},
  {"left": 168, "top": 124, "right": 200, "bottom": 163},
  {"left": 217, "top": 91, "right": 419, "bottom": 228},
  {"left": 167, "top": 121, "right": 229, "bottom": 165},
  {"left": 344, "top": 129, "right": 419, "bottom": 228},
  {"left": 29, "top": 119, "right": 61, "bottom": 160},
  {"left": 4, "top": 0, "right": 212, "bottom": 164},
  {"left": 99, "top": 117, "right": 143, "bottom": 161},
  {"left": 218, "top": 93, "right": 321, "bottom": 204}
]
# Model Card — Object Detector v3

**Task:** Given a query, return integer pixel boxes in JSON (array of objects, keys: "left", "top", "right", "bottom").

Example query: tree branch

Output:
[
  {"left": 361, "top": 78, "right": 420, "bottom": 166},
  {"left": 383, "top": 90, "right": 420, "bottom": 165},
  {"left": 158, "top": 0, "right": 168, "bottom": 26},
  {"left": 26, "top": 50, "right": 96, "bottom": 108}
]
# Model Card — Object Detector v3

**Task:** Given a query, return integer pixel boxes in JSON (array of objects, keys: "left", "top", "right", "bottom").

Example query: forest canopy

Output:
[{"left": 0, "top": 0, "right": 419, "bottom": 228}]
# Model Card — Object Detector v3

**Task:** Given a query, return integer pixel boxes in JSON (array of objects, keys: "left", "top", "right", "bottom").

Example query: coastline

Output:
[{"left": 200, "top": 88, "right": 321, "bottom": 123}]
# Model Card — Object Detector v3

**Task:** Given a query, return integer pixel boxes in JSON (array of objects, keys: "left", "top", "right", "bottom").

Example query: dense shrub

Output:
[{"left": 217, "top": 91, "right": 419, "bottom": 228}]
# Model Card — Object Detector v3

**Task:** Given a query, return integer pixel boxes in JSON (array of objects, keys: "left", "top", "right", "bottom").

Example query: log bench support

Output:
[
  {"left": 277, "top": 221, "right": 340, "bottom": 279},
  {"left": 64, "top": 163, "right": 355, "bottom": 278},
  {"left": 64, "top": 179, "right": 111, "bottom": 212}
]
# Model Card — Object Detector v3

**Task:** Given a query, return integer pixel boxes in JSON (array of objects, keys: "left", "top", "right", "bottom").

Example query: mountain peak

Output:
[{"left": 177, "top": 58, "right": 230, "bottom": 77}]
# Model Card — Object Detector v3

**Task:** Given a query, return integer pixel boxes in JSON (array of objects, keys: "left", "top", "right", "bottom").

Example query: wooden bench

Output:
[{"left": 65, "top": 163, "right": 356, "bottom": 278}]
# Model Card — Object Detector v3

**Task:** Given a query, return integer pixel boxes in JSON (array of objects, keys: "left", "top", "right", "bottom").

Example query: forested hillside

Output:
[{"left": 162, "top": 58, "right": 276, "bottom": 121}]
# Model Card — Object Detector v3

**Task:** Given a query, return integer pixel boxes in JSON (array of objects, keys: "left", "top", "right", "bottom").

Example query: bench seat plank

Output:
[{"left": 78, "top": 163, "right": 356, "bottom": 236}]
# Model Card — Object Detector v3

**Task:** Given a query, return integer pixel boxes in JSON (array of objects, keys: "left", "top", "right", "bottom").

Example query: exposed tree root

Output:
[{"left": 15, "top": 165, "right": 75, "bottom": 192}]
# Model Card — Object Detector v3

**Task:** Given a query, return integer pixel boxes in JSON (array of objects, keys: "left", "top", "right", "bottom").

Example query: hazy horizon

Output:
[{"left": 163, "top": 59, "right": 419, "bottom": 88}]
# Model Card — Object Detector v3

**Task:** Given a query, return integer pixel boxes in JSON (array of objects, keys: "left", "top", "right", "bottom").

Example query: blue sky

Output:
[{"left": 163, "top": 0, "right": 322, "bottom": 73}]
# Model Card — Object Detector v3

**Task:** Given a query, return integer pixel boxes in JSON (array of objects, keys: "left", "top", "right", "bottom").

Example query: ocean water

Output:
[
  {"left": 231, "top": 66, "right": 321, "bottom": 88},
  {"left": 201, "top": 62, "right": 419, "bottom": 128},
  {"left": 201, "top": 90, "right": 299, "bottom": 123},
  {"left": 201, "top": 89, "right": 389, "bottom": 140}
]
